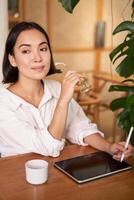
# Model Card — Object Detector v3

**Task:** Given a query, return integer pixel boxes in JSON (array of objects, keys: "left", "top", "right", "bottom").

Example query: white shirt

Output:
[{"left": 0, "top": 80, "right": 103, "bottom": 157}]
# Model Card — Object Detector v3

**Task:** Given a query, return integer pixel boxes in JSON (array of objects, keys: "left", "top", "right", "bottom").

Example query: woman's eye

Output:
[
  {"left": 22, "top": 50, "right": 30, "bottom": 54},
  {"left": 40, "top": 47, "right": 48, "bottom": 52}
]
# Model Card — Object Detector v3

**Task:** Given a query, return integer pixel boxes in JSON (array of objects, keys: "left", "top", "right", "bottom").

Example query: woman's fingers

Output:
[
  {"left": 64, "top": 70, "right": 86, "bottom": 85},
  {"left": 112, "top": 142, "right": 134, "bottom": 161},
  {"left": 119, "top": 142, "right": 134, "bottom": 156},
  {"left": 60, "top": 70, "right": 91, "bottom": 102},
  {"left": 60, "top": 71, "right": 81, "bottom": 102},
  {"left": 64, "top": 70, "right": 77, "bottom": 78},
  {"left": 62, "top": 71, "right": 81, "bottom": 90}
]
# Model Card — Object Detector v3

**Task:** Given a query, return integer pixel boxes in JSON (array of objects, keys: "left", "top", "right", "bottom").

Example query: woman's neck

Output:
[{"left": 8, "top": 79, "right": 44, "bottom": 107}]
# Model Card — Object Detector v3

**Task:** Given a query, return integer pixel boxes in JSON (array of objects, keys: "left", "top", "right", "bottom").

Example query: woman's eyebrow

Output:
[
  {"left": 39, "top": 41, "right": 48, "bottom": 46},
  {"left": 18, "top": 44, "right": 31, "bottom": 48},
  {"left": 18, "top": 41, "right": 48, "bottom": 48}
]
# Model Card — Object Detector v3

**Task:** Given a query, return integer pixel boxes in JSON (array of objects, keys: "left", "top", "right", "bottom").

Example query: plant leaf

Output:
[
  {"left": 129, "top": 105, "right": 134, "bottom": 123},
  {"left": 117, "top": 107, "right": 134, "bottom": 146},
  {"left": 132, "top": 0, "right": 134, "bottom": 8},
  {"left": 109, "top": 34, "right": 131, "bottom": 62},
  {"left": 122, "top": 79, "right": 134, "bottom": 83},
  {"left": 117, "top": 108, "right": 131, "bottom": 129},
  {"left": 116, "top": 55, "right": 134, "bottom": 77},
  {"left": 126, "top": 93, "right": 134, "bottom": 106},
  {"left": 109, "top": 41, "right": 127, "bottom": 62},
  {"left": 113, "top": 35, "right": 134, "bottom": 77},
  {"left": 129, "top": 106, "right": 134, "bottom": 145},
  {"left": 110, "top": 97, "right": 127, "bottom": 111},
  {"left": 112, "top": 49, "right": 129, "bottom": 64},
  {"left": 58, "top": 0, "right": 80, "bottom": 13},
  {"left": 130, "top": 133, "right": 134, "bottom": 146},
  {"left": 113, "top": 21, "right": 134, "bottom": 35},
  {"left": 109, "top": 85, "right": 134, "bottom": 92}
]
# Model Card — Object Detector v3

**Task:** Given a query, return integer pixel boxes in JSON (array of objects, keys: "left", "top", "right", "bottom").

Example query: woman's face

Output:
[{"left": 9, "top": 29, "right": 51, "bottom": 81}]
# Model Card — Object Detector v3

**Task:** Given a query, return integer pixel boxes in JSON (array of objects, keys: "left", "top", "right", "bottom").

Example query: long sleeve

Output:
[
  {"left": 0, "top": 106, "right": 65, "bottom": 157},
  {"left": 66, "top": 99, "right": 104, "bottom": 146}
]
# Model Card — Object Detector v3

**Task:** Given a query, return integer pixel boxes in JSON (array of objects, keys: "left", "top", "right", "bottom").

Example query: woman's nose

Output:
[{"left": 33, "top": 50, "right": 42, "bottom": 62}]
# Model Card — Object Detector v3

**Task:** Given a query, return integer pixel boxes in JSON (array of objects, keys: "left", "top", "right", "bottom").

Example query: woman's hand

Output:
[
  {"left": 109, "top": 142, "right": 134, "bottom": 161},
  {"left": 59, "top": 71, "right": 81, "bottom": 103}
]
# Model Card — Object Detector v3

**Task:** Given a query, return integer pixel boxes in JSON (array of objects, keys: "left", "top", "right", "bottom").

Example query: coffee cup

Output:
[{"left": 25, "top": 159, "right": 48, "bottom": 185}]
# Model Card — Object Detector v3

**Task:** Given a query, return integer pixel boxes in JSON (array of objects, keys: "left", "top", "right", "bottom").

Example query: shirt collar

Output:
[
  {"left": 38, "top": 81, "right": 53, "bottom": 108},
  {"left": 39, "top": 80, "right": 59, "bottom": 108},
  {"left": 43, "top": 80, "right": 59, "bottom": 98},
  {"left": 0, "top": 80, "right": 59, "bottom": 111},
  {"left": 0, "top": 87, "right": 31, "bottom": 110}
]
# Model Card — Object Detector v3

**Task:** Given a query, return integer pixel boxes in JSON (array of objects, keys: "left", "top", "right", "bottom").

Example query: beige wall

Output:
[
  {"left": 103, "top": 0, "right": 131, "bottom": 47},
  {"left": 0, "top": 0, "right": 8, "bottom": 84},
  {"left": 49, "top": 0, "right": 96, "bottom": 49},
  {"left": 24, "top": 0, "right": 48, "bottom": 30}
]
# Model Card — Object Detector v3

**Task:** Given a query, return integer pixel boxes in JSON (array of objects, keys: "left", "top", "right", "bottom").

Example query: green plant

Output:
[
  {"left": 58, "top": 0, "right": 80, "bottom": 13},
  {"left": 109, "top": 0, "right": 134, "bottom": 145}
]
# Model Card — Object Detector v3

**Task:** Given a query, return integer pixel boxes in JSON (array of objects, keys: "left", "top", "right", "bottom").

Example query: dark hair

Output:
[{"left": 2, "top": 21, "right": 61, "bottom": 84}]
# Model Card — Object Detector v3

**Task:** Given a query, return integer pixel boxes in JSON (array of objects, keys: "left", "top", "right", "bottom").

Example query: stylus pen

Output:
[{"left": 120, "top": 126, "right": 134, "bottom": 162}]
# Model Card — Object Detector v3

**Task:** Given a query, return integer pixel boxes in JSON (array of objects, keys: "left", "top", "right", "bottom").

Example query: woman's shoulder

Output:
[
  {"left": 0, "top": 86, "right": 9, "bottom": 98},
  {"left": 0, "top": 87, "right": 11, "bottom": 108},
  {"left": 0, "top": 86, "right": 18, "bottom": 110}
]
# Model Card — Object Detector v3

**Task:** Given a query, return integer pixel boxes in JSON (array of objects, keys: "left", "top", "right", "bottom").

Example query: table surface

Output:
[{"left": 0, "top": 144, "right": 134, "bottom": 200}]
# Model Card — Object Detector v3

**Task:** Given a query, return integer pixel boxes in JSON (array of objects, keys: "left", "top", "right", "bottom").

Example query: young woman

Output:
[{"left": 0, "top": 22, "right": 133, "bottom": 159}]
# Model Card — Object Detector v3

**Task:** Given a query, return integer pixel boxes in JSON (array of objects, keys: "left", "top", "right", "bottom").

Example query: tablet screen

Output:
[{"left": 54, "top": 151, "right": 132, "bottom": 183}]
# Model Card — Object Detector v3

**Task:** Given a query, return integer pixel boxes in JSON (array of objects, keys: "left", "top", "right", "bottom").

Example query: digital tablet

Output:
[{"left": 54, "top": 151, "right": 132, "bottom": 183}]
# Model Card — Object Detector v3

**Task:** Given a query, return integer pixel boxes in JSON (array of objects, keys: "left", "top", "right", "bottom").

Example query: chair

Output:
[{"left": 75, "top": 90, "right": 100, "bottom": 123}]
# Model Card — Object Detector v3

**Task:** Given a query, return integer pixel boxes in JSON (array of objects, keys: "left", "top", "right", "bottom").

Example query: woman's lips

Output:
[{"left": 31, "top": 66, "right": 45, "bottom": 72}]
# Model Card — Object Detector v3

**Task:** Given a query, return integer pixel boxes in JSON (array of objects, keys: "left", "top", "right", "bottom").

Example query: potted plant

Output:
[{"left": 109, "top": 0, "right": 134, "bottom": 145}]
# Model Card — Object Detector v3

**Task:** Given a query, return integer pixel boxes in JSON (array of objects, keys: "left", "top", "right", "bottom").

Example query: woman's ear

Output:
[{"left": 8, "top": 54, "right": 17, "bottom": 67}]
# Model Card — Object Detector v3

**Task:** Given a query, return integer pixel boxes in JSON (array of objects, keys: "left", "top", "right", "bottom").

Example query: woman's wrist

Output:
[
  {"left": 57, "top": 98, "right": 70, "bottom": 107},
  {"left": 105, "top": 142, "right": 113, "bottom": 155}
]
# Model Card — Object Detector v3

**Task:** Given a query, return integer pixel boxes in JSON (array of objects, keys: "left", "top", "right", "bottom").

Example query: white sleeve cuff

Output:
[
  {"left": 78, "top": 129, "right": 104, "bottom": 146},
  {"left": 67, "top": 122, "right": 104, "bottom": 146},
  {"left": 45, "top": 129, "right": 65, "bottom": 157},
  {"left": 35, "top": 128, "right": 65, "bottom": 157}
]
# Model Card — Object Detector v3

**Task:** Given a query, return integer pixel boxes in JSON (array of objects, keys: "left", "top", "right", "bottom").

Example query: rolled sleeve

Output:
[
  {"left": 74, "top": 123, "right": 104, "bottom": 146},
  {"left": 35, "top": 128, "right": 65, "bottom": 157},
  {"left": 66, "top": 99, "right": 104, "bottom": 146},
  {"left": 0, "top": 109, "right": 65, "bottom": 157}
]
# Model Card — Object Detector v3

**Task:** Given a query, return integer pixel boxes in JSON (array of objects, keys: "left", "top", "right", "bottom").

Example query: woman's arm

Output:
[
  {"left": 84, "top": 133, "right": 133, "bottom": 160},
  {"left": 48, "top": 71, "right": 80, "bottom": 140},
  {"left": 84, "top": 133, "right": 111, "bottom": 152}
]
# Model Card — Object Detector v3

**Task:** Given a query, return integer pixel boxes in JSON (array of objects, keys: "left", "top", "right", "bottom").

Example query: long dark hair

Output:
[{"left": 2, "top": 21, "right": 61, "bottom": 84}]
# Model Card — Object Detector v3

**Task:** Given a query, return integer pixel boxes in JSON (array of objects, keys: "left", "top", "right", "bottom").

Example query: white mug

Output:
[{"left": 25, "top": 159, "right": 48, "bottom": 185}]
